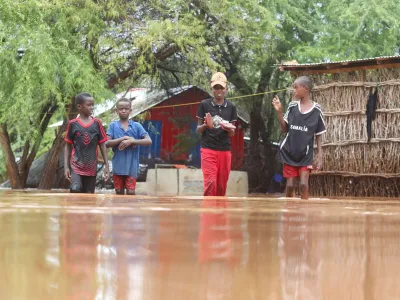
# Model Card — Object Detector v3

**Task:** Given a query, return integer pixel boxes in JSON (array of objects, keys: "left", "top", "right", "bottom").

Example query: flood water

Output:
[{"left": 0, "top": 190, "right": 399, "bottom": 299}]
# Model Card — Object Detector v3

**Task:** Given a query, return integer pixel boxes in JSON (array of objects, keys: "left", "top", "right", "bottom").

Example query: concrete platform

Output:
[{"left": 137, "top": 168, "right": 248, "bottom": 196}]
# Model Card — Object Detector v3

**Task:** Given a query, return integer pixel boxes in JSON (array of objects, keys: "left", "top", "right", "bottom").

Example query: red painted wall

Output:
[{"left": 143, "top": 87, "right": 246, "bottom": 170}]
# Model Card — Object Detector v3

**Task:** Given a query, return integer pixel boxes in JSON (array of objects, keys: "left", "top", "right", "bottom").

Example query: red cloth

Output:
[
  {"left": 198, "top": 199, "right": 230, "bottom": 263},
  {"left": 200, "top": 148, "right": 231, "bottom": 196},
  {"left": 113, "top": 174, "right": 137, "bottom": 190},
  {"left": 283, "top": 164, "right": 313, "bottom": 178}
]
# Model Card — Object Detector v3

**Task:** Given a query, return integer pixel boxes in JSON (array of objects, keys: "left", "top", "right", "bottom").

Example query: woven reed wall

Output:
[{"left": 290, "top": 68, "right": 400, "bottom": 197}]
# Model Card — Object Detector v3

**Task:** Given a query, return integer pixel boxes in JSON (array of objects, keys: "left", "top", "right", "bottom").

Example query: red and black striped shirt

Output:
[{"left": 65, "top": 118, "right": 108, "bottom": 176}]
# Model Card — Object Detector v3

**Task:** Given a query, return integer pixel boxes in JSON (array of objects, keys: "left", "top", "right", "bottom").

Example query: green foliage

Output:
[
  {"left": 0, "top": 0, "right": 127, "bottom": 186},
  {"left": 0, "top": 0, "right": 115, "bottom": 138},
  {"left": 1, "top": 0, "right": 400, "bottom": 187},
  {"left": 295, "top": 0, "right": 400, "bottom": 61},
  {"left": 36, "top": 127, "right": 57, "bottom": 158}
]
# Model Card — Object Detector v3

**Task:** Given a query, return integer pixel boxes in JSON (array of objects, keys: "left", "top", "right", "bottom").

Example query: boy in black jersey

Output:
[
  {"left": 196, "top": 72, "right": 237, "bottom": 196},
  {"left": 64, "top": 93, "right": 110, "bottom": 193},
  {"left": 272, "top": 76, "right": 326, "bottom": 199}
]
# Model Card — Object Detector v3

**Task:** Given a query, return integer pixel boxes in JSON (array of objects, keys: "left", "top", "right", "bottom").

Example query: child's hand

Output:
[
  {"left": 64, "top": 167, "right": 71, "bottom": 182},
  {"left": 118, "top": 138, "right": 135, "bottom": 150},
  {"left": 272, "top": 96, "right": 282, "bottom": 112},
  {"left": 220, "top": 122, "right": 236, "bottom": 131},
  {"left": 104, "top": 165, "right": 110, "bottom": 182},
  {"left": 314, "top": 155, "right": 323, "bottom": 171},
  {"left": 205, "top": 112, "right": 213, "bottom": 129}
]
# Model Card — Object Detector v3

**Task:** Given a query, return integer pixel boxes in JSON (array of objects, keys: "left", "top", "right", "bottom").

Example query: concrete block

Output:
[
  {"left": 145, "top": 168, "right": 248, "bottom": 196},
  {"left": 178, "top": 169, "right": 204, "bottom": 196},
  {"left": 226, "top": 171, "right": 248, "bottom": 196},
  {"left": 135, "top": 182, "right": 148, "bottom": 195},
  {"left": 146, "top": 169, "right": 179, "bottom": 196}
]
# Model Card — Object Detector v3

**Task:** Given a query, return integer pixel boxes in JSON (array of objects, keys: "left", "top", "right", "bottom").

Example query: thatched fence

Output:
[{"left": 288, "top": 67, "right": 400, "bottom": 197}]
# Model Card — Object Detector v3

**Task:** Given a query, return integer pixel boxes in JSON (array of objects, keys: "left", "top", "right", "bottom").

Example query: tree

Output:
[
  {"left": 295, "top": 0, "right": 400, "bottom": 61},
  {"left": 3, "top": 0, "right": 399, "bottom": 192},
  {"left": 0, "top": 0, "right": 112, "bottom": 188},
  {"left": 36, "top": 3, "right": 182, "bottom": 189},
  {"left": 128, "top": 0, "right": 320, "bottom": 192},
  {"left": 34, "top": 0, "right": 317, "bottom": 191},
  {"left": 0, "top": 0, "right": 182, "bottom": 189},
  {"left": 143, "top": 0, "right": 400, "bottom": 192}
]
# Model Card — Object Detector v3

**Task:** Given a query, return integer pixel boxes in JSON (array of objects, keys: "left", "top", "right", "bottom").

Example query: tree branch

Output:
[
  {"left": 0, "top": 124, "right": 21, "bottom": 188},
  {"left": 106, "top": 43, "right": 179, "bottom": 88},
  {"left": 20, "top": 140, "right": 30, "bottom": 171},
  {"left": 26, "top": 104, "right": 58, "bottom": 169}
]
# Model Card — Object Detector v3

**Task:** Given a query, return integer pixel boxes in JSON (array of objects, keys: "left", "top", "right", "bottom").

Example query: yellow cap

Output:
[{"left": 210, "top": 72, "right": 227, "bottom": 88}]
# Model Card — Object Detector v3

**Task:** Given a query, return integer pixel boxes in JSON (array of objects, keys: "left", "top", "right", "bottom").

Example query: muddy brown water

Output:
[{"left": 0, "top": 190, "right": 399, "bottom": 299}]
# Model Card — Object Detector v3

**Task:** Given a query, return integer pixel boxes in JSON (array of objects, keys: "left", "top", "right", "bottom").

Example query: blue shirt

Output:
[{"left": 106, "top": 120, "right": 148, "bottom": 178}]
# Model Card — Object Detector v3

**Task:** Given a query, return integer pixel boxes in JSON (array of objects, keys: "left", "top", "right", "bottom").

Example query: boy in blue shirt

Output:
[{"left": 106, "top": 98, "right": 152, "bottom": 195}]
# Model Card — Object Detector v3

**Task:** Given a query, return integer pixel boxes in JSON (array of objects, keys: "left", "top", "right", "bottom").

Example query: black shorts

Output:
[{"left": 70, "top": 170, "right": 96, "bottom": 193}]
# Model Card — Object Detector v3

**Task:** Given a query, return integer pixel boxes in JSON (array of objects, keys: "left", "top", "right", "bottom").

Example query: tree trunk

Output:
[
  {"left": 11, "top": 104, "right": 59, "bottom": 188},
  {"left": 248, "top": 98, "right": 268, "bottom": 192},
  {"left": 226, "top": 65, "right": 272, "bottom": 192},
  {"left": 37, "top": 123, "right": 67, "bottom": 189},
  {"left": 38, "top": 100, "right": 77, "bottom": 190},
  {"left": 0, "top": 124, "right": 23, "bottom": 189},
  {"left": 261, "top": 69, "right": 286, "bottom": 192},
  {"left": 246, "top": 64, "right": 275, "bottom": 192},
  {"left": 17, "top": 140, "right": 31, "bottom": 188}
]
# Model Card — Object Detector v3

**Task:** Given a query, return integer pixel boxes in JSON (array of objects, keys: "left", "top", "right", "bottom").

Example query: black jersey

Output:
[
  {"left": 196, "top": 98, "right": 237, "bottom": 151},
  {"left": 279, "top": 101, "right": 326, "bottom": 166}
]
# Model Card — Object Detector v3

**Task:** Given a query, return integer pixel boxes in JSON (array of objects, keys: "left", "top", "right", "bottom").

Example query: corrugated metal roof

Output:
[
  {"left": 49, "top": 87, "right": 193, "bottom": 127},
  {"left": 49, "top": 86, "right": 249, "bottom": 127},
  {"left": 278, "top": 55, "right": 400, "bottom": 73},
  {"left": 49, "top": 88, "right": 149, "bottom": 127},
  {"left": 129, "top": 85, "right": 249, "bottom": 124},
  {"left": 280, "top": 55, "right": 400, "bottom": 67},
  {"left": 129, "top": 86, "right": 194, "bottom": 118}
]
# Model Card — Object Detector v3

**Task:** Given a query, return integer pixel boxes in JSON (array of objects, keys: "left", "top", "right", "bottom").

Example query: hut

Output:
[
  {"left": 127, "top": 86, "right": 248, "bottom": 170},
  {"left": 280, "top": 55, "right": 400, "bottom": 197}
]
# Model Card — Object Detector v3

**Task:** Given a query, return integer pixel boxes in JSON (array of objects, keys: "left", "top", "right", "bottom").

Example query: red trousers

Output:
[{"left": 200, "top": 148, "right": 231, "bottom": 196}]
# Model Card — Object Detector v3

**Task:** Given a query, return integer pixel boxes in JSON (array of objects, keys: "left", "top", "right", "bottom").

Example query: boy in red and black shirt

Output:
[{"left": 64, "top": 93, "right": 110, "bottom": 193}]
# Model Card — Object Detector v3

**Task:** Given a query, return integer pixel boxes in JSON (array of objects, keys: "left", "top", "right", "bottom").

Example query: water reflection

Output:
[
  {"left": 196, "top": 199, "right": 247, "bottom": 300},
  {"left": 199, "top": 199, "right": 233, "bottom": 263},
  {"left": 0, "top": 210, "right": 61, "bottom": 299},
  {"left": 61, "top": 212, "right": 102, "bottom": 299},
  {"left": 96, "top": 199, "right": 156, "bottom": 299},
  {"left": 278, "top": 204, "right": 322, "bottom": 299},
  {"left": 0, "top": 193, "right": 400, "bottom": 299}
]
